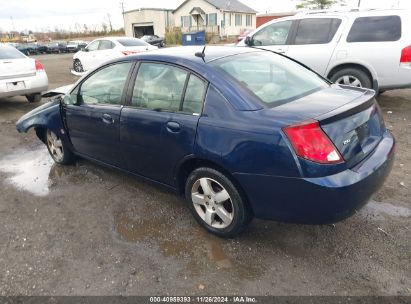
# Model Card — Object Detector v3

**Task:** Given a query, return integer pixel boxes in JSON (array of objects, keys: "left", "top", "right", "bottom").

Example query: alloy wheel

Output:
[
  {"left": 46, "top": 130, "right": 64, "bottom": 162},
  {"left": 335, "top": 75, "right": 363, "bottom": 87},
  {"left": 73, "top": 60, "right": 83, "bottom": 72},
  {"left": 191, "top": 177, "right": 234, "bottom": 229}
]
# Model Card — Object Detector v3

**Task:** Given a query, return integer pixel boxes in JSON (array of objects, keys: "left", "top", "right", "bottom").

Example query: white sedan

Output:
[
  {"left": 72, "top": 37, "right": 157, "bottom": 75},
  {"left": 0, "top": 44, "right": 48, "bottom": 103}
]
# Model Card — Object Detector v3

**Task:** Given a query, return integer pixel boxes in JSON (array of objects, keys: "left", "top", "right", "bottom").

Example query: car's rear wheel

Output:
[
  {"left": 330, "top": 68, "right": 372, "bottom": 89},
  {"left": 45, "top": 129, "right": 75, "bottom": 165},
  {"left": 73, "top": 59, "right": 84, "bottom": 72},
  {"left": 185, "top": 167, "right": 252, "bottom": 238},
  {"left": 26, "top": 93, "right": 42, "bottom": 103}
]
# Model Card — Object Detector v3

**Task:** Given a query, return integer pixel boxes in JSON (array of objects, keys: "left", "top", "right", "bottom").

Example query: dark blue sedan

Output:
[{"left": 16, "top": 46, "right": 395, "bottom": 237}]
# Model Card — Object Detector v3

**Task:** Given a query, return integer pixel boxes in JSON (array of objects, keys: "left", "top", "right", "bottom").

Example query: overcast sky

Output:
[{"left": 0, "top": 0, "right": 410, "bottom": 32}]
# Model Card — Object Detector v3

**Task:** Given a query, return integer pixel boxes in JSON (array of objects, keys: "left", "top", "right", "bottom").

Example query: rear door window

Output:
[
  {"left": 132, "top": 63, "right": 188, "bottom": 111},
  {"left": 98, "top": 40, "right": 114, "bottom": 50},
  {"left": 294, "top": 18, "right": 342, "bottom": 45},
  {"left": 347, "top": 15, "right": 401, "bottom": 42},
  {"left": 182, "top": 75, "right": 207, "bottom": 114}
]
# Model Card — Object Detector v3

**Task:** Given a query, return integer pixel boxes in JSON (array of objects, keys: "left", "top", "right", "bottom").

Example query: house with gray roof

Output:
[{"left": 173, "top": 0, "right": 257, "bottom": 37}]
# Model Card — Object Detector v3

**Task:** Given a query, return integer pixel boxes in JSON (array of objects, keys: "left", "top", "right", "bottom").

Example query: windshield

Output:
[
  {"left": 0, "top": 46, "right": 26, "bottom": 59},
  {"left": 209, "top": 52, "right": 329, "bottom": 107},
  {"left": 117, "top": 38, "right": 148, "bottom": 47}
]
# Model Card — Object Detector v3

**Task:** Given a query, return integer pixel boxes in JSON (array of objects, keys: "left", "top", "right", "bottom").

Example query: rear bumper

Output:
[
  {"left": 0, "top": 72, "right": 48, "bottom": 98},
  {"left": 234, "top": 131, "right": 395, "bottom": 224}
]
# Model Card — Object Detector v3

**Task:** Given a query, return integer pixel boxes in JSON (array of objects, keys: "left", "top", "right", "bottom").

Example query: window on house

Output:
[
  {"left": 246, "top": 15, "right": 252, "bottom": 27},
  {"left": 182, "top": 16, "right": 192, "bottom": 27},
  {"left": 208, "top": 13, "right": 217, "bottom": 26},
  {"left": 226, "top": 13, "right": 231, "bottom": 26},
  {"left": 235, "top": 14, "right": 242, "bottom": 26}
]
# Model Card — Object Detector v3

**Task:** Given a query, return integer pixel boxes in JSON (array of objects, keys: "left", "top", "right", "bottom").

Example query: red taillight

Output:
[
  {"left": 283, "top": 120, "right": 343, "bottom": 164},
  {"left": 400, "top": 45, "right": 411, "bottom": 63},
  {"left": 122, "top": 50, "right": 139, "bottom": 56},
  {"left": 35, "top": 60, "right": 44, "bottom": 71}
]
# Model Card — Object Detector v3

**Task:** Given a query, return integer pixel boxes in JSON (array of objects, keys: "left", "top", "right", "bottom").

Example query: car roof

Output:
[
  {"left": 132, "top": 46, "right": 264, "bottom": 64},
  {"left": 95, "top": 37, "right": 143, "bottom": 41},
  {"left": 284, "top": 8, "right": 409, "bottom": 20}
]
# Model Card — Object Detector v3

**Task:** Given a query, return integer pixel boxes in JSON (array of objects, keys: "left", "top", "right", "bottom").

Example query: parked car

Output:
[
  {"left": 36, "top": 43, "right": 49, "bottom": 54},
  {"left": 72, "top": 37, "right": 157, "bottom": 74},
  {"left": 67, "top": 40, "right": 87, "bottom": 53},
  {"left": 238, "top": 9, "right": 411, "bottom": 92},
  {"left": 0, "top": 44, "right": 48, "bottom": 102},
  {"left": 16, "top": 46, "right": 394, "bottom": 237},
  {"left": 141, "top": 35, "right": 165, "bottom": 47},
  {"left": 15, "top": 43, "right": 35, "bottom": 56},
  {"left": 47, "top": 42, "right": 68, "bottom": 54}
]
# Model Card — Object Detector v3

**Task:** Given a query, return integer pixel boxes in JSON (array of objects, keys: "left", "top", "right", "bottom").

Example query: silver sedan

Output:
[{"left": 0, "top": 44, "right": 48, "bottom": 103}]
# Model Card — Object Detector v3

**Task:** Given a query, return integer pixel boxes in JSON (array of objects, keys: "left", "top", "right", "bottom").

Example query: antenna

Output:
[{"left": 195, "top": 45, "right": 206, "bottom": 60}]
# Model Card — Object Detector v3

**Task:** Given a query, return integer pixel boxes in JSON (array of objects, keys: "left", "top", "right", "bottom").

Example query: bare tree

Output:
[
  {"left": 106, "top": 13, "right": 113, "bottom": 32},
  {"left": 102, "top": 22, "right": 108, "bottom": 33}
]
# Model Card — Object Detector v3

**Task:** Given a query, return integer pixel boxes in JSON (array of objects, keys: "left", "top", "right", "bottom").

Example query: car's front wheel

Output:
[
  {"left": 185, "top": 167, "right": 252, "bottom": 238},
  {"left": 45, "top": 129, "right": 75, "bottom": 165},
  {"left": 73, "top": 59, "right": 84, "bottom": 72},
  {"left": 26, "top": 93, "right": 42, "bottom": 103}
]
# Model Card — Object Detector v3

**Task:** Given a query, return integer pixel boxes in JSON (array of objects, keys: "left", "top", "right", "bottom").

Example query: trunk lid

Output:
[
  {"left": 0, "top": 58, "right": 36, "bottom": 80},
  {"left": 276, "top": 86, "right": 386, "bottom": 167}
]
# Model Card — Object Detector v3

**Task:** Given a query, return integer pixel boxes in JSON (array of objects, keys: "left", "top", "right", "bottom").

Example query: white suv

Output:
[{"left": 239, "top": 9, "right": 411, "bottom": 92}]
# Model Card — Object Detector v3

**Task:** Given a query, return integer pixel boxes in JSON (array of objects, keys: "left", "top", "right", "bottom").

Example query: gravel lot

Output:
[{"left": 0, "top": 53, "right": 410, "bottom": 296}]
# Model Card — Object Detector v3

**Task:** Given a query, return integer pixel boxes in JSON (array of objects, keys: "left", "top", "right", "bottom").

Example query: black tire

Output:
[
  {"left": 330, "top": 68, "right": 372, "bottom": 89},
  {"left": 73, "top": 59, "right": 84, "bottom": 73},
  {"left": 26, "top": 93, "right": 42, "bottom": 103},
  {"left": 44, "top": 128, "right": 75, "bottom": 165},
  {"left": 185, "top": 167, "right": 252, "bottom": 238}
]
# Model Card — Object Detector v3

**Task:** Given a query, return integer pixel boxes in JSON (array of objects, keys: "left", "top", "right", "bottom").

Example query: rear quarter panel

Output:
[{"left": 195, "top": 84, "right": 300, "bottom": 178}]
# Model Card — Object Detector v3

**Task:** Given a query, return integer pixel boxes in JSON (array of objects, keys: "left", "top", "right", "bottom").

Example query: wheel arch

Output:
[
  {"left": 327, "top": 62, "right": 379, "bottom": 90},
  {"left": 175, "top": 157, "right": 254, "bottom": 215}
]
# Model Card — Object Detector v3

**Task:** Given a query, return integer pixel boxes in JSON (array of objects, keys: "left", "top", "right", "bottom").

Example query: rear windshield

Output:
[
  {"left": 116, "top": 38, "right": 148, "bottom": 47},
  {"left": 0, "top": 46, "right": 25, "bottom": 59},
  {"left": 347, "top": 15, "right": 401, "bottom": 42},
  {"left": 209, "top": 52, "right": 328, "bottom": 106}
]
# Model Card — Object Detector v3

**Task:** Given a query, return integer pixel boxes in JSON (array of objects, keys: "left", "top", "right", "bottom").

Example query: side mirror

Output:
[
  {"left": 244, "top": 36, "right": 252, "bottom": 46},
  {"left": 63, "top": 94, "right": 77, "bottom": 105}
]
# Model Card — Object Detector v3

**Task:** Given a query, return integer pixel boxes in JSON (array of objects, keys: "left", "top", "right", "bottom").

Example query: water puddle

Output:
[
  {"left": 0, "top": 146, "right": 54, "bottom": 196},
  {"left": 206, "top": 240, "right": 232, "bottom": 269},
  {"left": 362, "top": 200, "right": 411, "bottom": 218},
  {"left": 114, "top": 210, "right": 233, "bottom": 268}
]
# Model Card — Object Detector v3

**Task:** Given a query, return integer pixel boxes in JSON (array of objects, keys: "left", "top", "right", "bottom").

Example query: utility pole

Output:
[
  {"left": 119, "top": 2, "right": 125, "bottom": 16},
  {"left": 119, "top": 1, "right": 126, "bottom": 27},
  {"left": 357, "top": 0, "right": 361, "bottom": 7}
]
